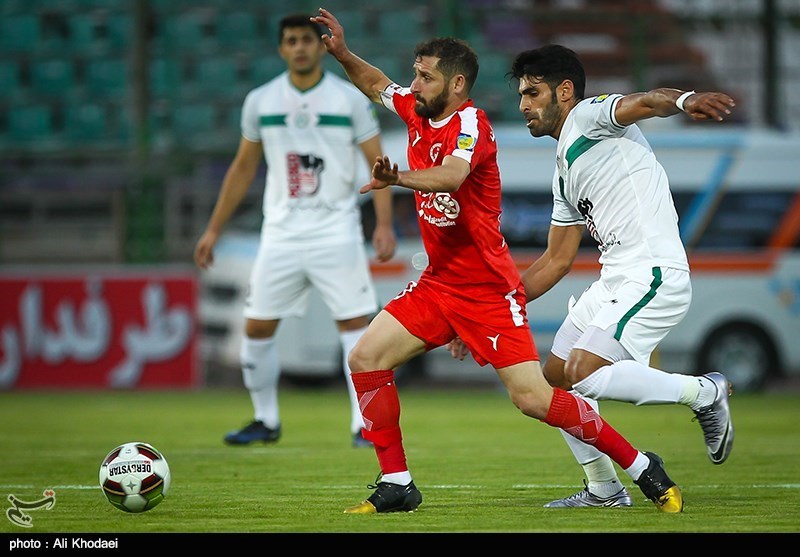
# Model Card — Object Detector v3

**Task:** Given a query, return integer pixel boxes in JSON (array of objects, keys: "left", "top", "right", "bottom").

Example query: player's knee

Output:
[
  {"left": 508, "top": 390, "right": 549, "bottom": 420},
  {"left": 347, "top": 342, "right": 373, "bottom": 373},
  {"left": 543, "top": 358, "right": 571, "bottom": 390},
  {"left": 245, "top": 319, "right": 277, "bottom": 338},
  {"left": 563, "top": 355, "right": 598, "bottom": 386}
]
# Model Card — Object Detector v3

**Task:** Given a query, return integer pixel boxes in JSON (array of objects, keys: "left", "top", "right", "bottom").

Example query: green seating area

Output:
[
  {"left": 0, "top": 0, "right": 722, "bottom": 152},
  {"left": 0, "top": 1, "right": 529, "bottom": 152}
]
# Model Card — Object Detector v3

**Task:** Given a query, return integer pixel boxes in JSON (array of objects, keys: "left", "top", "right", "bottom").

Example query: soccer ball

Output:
[{"left": 98, "top": 442, "right": 171, "bottom": 513}]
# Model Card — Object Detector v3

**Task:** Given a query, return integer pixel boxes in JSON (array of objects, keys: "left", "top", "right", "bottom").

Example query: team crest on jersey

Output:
[
  {"left": 456, "top": 133, "right": 476, "bottom": 151},
  {"left": 292, "top": 111, "right": 312, "bottom": 128},
  {"left": 430, "top": 142, "right": 442, "bottom": 163},
  {"left": 591, "top": 94, "right": 611, "bottom": 104}
]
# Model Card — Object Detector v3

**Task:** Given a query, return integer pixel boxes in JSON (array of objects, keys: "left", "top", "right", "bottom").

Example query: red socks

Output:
[
  {"left": 351, "top": 375, "right": 638, "bottom": 474},
  {"left": 351, "top": 370, "right": 407, "bottom": 474},
  {"left": 544, "top": 388, "right": 638, "bottom": 469}
]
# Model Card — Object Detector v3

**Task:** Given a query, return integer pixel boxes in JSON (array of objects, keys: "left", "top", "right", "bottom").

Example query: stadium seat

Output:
[
  {"left": 85, "top": 58, "right": 129, "bottom": 98},
  {"left": 67, "top": 14, "right": 99, "bottom": 55},
  {"left": 193, "top": 57, "right": 240, "bottom": 99},
  {"left": 30, "top": 59, "right": 76, "bottom": 99},
  {"left": 378, "top": 9, "right": 426, "bottom": 46},
  {"left": 226, "top": 104, "right": 242, "bottom": 133},
  {"left": 160, "top": 12, "right": 213, "bottom": 52},
  {"left": 0, "top": 14, "right": 41, "bottom": 53},
  {"left": 67, "top": 12, "right": 131, "bottom": 56},
  {"left": 0, "top": 61, "right": 21, "bottom": 96},
  {"left": 64, "top": 104, "right": 108, "bottom": 142},
  {"left": 329, "top": 10, "right": 369, "bottom": 41},
  {"left": 250, "top": 56, "right": 286, "bottom": 83},
  {"left": 106, "top": 13, "right": 133, "bottom": 51},
  {"left": 217, "top": 11, "right": 258, "bottom": 48},
  {"left": 477, "top": 52, "right": 514, "bottom": 84},
  {"left": 370, "top": 56, "right": 408, "bottom": 85},
  {"left": 173, "top": 103, "right": 217, "bottom": 139},
  {"left": 8, "top": 105, "right": 53, "bottom": 142},
  {"left": 150, "top": 58, "right": 181, "bottom": 99}
]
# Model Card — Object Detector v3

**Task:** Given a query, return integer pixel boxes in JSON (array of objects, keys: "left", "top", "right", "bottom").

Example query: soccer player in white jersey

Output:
[
  {"left": 503, "top": 44, "right": 737, "bottom": 507},
  {"left": 194, "top": 14, "right": 395, "bottom": 448}
]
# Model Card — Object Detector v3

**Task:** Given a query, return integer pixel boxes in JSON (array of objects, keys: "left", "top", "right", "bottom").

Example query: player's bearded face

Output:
[
  {"left": 535, "top": 91, "right": 562, "bottom": 136},
  {"left": 414, "top": 84, "right": 449, "bottom": 119},
  {"left": 522, "top": 81, "right": 562, "bottom": 138}
]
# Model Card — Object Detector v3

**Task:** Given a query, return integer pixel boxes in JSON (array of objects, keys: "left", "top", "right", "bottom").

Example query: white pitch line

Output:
[{"left": 3, "top": 483, "right": 800, "bottom": 491}]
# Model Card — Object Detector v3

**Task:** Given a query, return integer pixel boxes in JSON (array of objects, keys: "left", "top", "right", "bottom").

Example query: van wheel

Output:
[{"left": 696, "top": 322, "right": 779, "bottom": 393}]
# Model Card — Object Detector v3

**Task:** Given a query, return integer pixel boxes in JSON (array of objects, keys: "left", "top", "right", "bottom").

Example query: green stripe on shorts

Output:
[{"left": 615, "top": 267, "right": 663, "bottom": 341}]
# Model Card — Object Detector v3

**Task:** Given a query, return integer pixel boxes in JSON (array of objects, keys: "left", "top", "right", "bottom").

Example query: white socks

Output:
[
  {"left": 240, "top": 336, "right": 280, "bottom": 429},
  {"left": 563, "top": 360, "right": 716, "bottom": 495},
  {"left": 573, "top": 360, "right": 709, "bottom": 408},
  {"left": 240, "top": 328, "right": 371, "bottom": 436},
  {"left": 381, "top": 471, "right": 413, "bottom": 486},
  {"left": 340, "top": 327, "right": 369, "bottom": 434}
]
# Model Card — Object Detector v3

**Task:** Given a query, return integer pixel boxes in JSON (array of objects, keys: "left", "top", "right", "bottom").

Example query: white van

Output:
[{"left": 198, "top": 127, "right": 800, "bottom": 392}]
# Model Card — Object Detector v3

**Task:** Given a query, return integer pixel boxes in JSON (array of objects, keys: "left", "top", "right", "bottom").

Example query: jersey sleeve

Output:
[
  {"left": 240, "top": 87, "right": 261, "bottom": 142},
  {"left": 574, "top": 93, "right": 625, "bottom": 140},
  {"left": 550, "top": 169, "right": 583, "bottom": 226},
  {"left": 445, "top": 106, "right": 483, "bottom": 167},
  {"left": 351, "top": 92, "right": 381, "bottom": 144},
  {"left": 380, "top": 83, "right": 415, "bottom": 123}
]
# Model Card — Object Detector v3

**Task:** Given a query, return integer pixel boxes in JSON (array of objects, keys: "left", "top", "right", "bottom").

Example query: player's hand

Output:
[
  {"left": 682, "top": 92, "right": 736, "bottom": 122},
  {"left": 446, "top": 337, "right": 470, "bottom": 361},
  {"left": 360, "top": 155, "right": 399, "bottom": 193},
  {"left": 193, "top": 231, "right": 218, "bottom": 270},
  {"left": 311, "top": 8, "right": 349, "bottom": 60},
  {"left": 372, "top": 223, "right": 396, "bottom": 262}
]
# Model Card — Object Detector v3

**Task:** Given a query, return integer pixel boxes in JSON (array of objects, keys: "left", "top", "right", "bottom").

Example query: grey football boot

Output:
[{"left": 693, "top": 372, "right": 734, "bottom": 464}]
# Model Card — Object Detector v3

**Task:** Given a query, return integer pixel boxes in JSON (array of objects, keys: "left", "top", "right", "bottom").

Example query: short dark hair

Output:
[
  {"left": 415, "top": 37, "right": 479, "bottom": 93},
  {"left": 510, "top": 44, "right": 586, "bottom": 100},
  {"left": 278, "top": 13, "right": 324, "bottom": 44}
]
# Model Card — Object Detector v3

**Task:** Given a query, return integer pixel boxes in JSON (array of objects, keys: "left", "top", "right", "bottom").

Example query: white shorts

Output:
[
  {"left": 243, "top": 237, "right": 378, "bottom": 321},
  {"left": 551, "top": 267, "right": 691, "bottom": 365}
]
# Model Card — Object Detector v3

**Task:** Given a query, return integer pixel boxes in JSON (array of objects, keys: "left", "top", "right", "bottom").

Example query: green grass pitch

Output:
[{"left": 1, "top": 384, "right": 798, "bottom": 535}]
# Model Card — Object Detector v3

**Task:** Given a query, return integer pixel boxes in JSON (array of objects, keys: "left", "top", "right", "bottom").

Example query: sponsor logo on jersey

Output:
[
  {"left": 456, "top": 133, "right": 476, "bottom": 151},
  {"left": 591, "top": 94, "right": 610, "bottom": 104},
  {"left": 418, "top": 192, "right": 460, "bottom": 227},
  {"left": 288, "top": 153, "right": 324, "bottom": 197}
]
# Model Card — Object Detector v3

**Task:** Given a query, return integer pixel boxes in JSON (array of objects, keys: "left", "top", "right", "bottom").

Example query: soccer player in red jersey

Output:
[{"left": 312, "top": 8, "right": 683, "bottom": 514}]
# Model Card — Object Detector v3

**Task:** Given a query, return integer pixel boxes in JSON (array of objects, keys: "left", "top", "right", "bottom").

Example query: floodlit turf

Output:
[{"left": 1, "top": 384, "right": 798, "bottom": 537}]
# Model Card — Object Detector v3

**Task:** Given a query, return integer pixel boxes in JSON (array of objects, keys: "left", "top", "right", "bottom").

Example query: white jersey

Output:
[
  {"left": 241, "top": 71, "right": 380, "bottom": 244},
  {"left": 552, "top": 93, "right": 689, "bottom": 281}
]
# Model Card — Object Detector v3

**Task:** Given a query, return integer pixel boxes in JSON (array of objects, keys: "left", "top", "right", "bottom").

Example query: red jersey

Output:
[{"left": 381, "top": 84, "right": 521, "bottom": 294}]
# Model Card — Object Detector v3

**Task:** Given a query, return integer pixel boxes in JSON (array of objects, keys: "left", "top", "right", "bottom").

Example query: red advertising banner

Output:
[{"left": 0, "top": 269, "right": 199, "bottom": 389}]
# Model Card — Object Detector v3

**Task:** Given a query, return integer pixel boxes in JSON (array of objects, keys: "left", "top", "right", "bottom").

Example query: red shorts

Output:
[{"left": 384, "top": 278, "right": 539, "bottom": 368}]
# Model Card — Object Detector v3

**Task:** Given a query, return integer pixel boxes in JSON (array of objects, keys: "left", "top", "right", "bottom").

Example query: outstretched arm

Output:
[
  {"left": 360, "top": 154, "right": 470, "bottom": 195},
  {"left": 614, "top": 88, "right": 736, "bottom": 126},
  {"left": 311, "top": 8, "right": 392, "bottom": 103}
]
